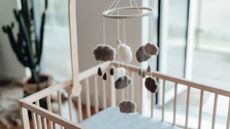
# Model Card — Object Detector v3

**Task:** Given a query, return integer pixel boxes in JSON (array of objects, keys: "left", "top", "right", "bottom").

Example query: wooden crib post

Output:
[
  {"left": 110, "top": 74, "right": 116, "bottom": 106},
  {"left": 211, "top": 93, "right": 218, "bottom": 129},
  {"left": 198, "top": 90, "right": 204, "bottom": 129},
  {"left": 173, "top": 82, "right": 178, "bottom": 125},
  {"left": 19, "top": 101, "right": 30, "bottom": 129},
  {"left": 227, "top": 98, "right": 230, "bottom": 129},
  {"left": 69, "top": 0, "right": 81, "bottom": 96}
]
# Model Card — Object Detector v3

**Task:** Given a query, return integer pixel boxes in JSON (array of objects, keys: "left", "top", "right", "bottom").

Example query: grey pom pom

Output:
[
  {"left": 115, "top": 76, "right": 131, "bottom": 89},
  {"left": 93, "top": 44, "right": 116, "bottom": 61},
  {"left": 144, "top": 43, "right": 159, "bottom": 56},
  {"left": 136, "top": 46, "right": 151, "bottom": 62},
  {"left": 145, "top": 77, "right": 158, "bottom": 93},
  {"left": 119, "top": 100, "right": 137, "bottom": 113}
]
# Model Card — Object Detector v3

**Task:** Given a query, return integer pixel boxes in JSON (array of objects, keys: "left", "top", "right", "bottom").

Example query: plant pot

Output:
[{"left": 23, "top": 74, "right": 52, "bottom": 109}]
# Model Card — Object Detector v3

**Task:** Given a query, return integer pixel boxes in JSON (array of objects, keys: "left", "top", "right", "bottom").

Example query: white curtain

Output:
[{"left": 42, "top": 0, "right": 71, "bottom": 82}]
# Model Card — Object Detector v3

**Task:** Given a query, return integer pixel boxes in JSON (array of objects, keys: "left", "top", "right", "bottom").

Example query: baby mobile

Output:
[{"left": 93, "top": 0, "right": 159, "bottom": 113}]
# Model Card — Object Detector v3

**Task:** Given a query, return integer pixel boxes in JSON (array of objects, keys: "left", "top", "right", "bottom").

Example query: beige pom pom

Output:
[{"left": 117, "top": 43, "right": 133, "bottom": 63}]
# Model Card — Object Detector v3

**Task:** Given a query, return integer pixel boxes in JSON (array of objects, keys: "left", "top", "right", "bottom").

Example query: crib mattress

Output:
[{"left": 81, "top": 107, "right": 181, "bottom": 129}]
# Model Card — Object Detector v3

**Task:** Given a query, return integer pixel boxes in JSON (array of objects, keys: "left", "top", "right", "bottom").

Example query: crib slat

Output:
[
  {"left": 121, "top": 89, "right": 125, "bottom": 101},
  {"left": 126, "top": 69, "right": 131, "bottom": 100},
  {"left": 32, "top": 112, "right": 38, "bottom": 129},
  {"left": 46, "top": 95, "right": 54, "bottom": 129},
  {"left": 41, "top": 117, "right": 47, "bottom": 129},
  {"left": 226, "top": 98, "right": 230, "bottom": 129},
  {"left": 162, "top": 80, "right": 166, "bottom": 122},
  {"left": 126, "top": 86, "right": 129, "bottom": 100},
  {"left": 185, "top": 86, "right": 190, "bottom": 129},
  {"left": 211, "top": 93, "right": 218, "bottom": 129},
  {"left": 20, "top": 107, "right": 30, "bottom": 129},
  {"left": 102, "top": 80, "right": 107, "bottom": 109},
  {"left": 151, "top": 93, "right": 155, "bottom": 118},
  {"left": 36, "top": 101, "right": 42, "bottom": 129},
  {"left": 84, "top": 78, "right": 91, "bottom": 117},
  {"left": 198, "top": 90, "right": 204, "bottom": 129},
  {"left": 94, "top": 75, "right": 99, "bottom": 113},
  {"left": 139, "top": 76, "right": 143, "bottom": 113},
  {"left": 57, "top": 91, "right": 62, "bottom": 116},
  {"left": 68, "top": 94, "right": 73, "bottom": 120},
  {"left": 131, "top": 72, "right": 135, "bottom": 100},
  {"left": 110, "top": 75, "right": 116, "bottom": 106},
  {"left": 46, "top": 94, "right": 52, "bottom": 111},
  {"left": 57, "top": 93, "right": 65, "bottom": 129},
  {"left": 173, "top": 83, "right": 178, "bottom": 125},
  {"left": 77, "top": 95, "right": 83, "bottom": 122}
]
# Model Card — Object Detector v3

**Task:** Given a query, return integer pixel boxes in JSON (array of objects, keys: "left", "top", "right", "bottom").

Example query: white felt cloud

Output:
[
  {"left": 117, "top": 43, "right": 133, "bottom": 63},
  {"left": 114, "top": 67, "right": 126, "bottom": 80}
]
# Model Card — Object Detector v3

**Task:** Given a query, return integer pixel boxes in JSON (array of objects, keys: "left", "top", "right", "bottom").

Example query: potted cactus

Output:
[{"left": 2, "top": 0, "right": 50, "bottom": 98}]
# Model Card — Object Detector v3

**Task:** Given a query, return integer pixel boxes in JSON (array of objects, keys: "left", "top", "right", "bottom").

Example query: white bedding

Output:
[{"left": 81, "top": 107, "right": 181, "bottom": 129}]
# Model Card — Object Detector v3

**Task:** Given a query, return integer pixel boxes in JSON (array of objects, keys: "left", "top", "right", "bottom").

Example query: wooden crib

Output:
[
  {"left": 20, "top": 61, "right": 230, "bottom": 129},
  {"left": 19, "top": 0, "right": 230, "bottom": 129}
]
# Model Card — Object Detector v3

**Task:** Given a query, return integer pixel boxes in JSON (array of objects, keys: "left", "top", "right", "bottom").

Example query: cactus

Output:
[{"left": 2, "top": 0, "right": 48, "bottom": 88}]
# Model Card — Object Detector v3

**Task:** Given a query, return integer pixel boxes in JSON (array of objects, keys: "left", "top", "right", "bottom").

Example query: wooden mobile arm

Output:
[{"left": 69, "top": 0, "right": 81, "bottom": 96}]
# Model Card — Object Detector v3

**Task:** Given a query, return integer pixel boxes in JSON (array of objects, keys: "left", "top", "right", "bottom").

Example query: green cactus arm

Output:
[
  {"left": 17, "top": 33, "right": 30, "bottom": 67},
  {"left": 36, "top": 12, "right": 46, "bottom": 65},
  {"left": 16, "top": 11, "right": 36, "bottom": 69},
  {"left": 20, "top": 0, "right": 30, "bottom": 28},
  {"left": 2, "top": 25, "right": 28, "bottom": 67}
]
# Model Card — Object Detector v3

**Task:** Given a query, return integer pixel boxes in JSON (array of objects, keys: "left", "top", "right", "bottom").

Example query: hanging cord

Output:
[
  {"left": 123, "top": 19, "right": 126, "bottom": 43},
  {"left": 113, "top": 0, "right": 121, "bottom": 9},
  {"left": 117, "top": 12, "right": 120, "bottom": 41},
  {"left": 126, "top": 65, "right": 129, "bottom": 99},
  {"left": 109, "top": 0, "right": 121, "bottom": 10},
  {"left": 129, "top": 0, "right": 134, "bottom": 7},
  {"left": 133, "top": 0, "right": 141, "bottom": 14},
  {"left": 107, "top": 0, "right": 119, "bottom": 10},
  {"left": 102, "top": 17, "right": 106, "bottom": 44}
]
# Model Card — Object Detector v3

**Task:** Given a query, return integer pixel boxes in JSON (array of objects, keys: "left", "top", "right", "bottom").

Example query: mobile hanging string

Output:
[{"left": 102, "top": 17, "right": 106, "bottom": 45}]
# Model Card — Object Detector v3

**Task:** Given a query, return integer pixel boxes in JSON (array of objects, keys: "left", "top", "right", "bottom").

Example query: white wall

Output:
[{"left": 0, "top": 0, "right": 25, "bottom": 81}]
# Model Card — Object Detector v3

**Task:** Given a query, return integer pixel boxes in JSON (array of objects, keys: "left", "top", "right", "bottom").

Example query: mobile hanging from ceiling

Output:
[{"left": 93, "top": 0, "right": 159, "bottom": 113}]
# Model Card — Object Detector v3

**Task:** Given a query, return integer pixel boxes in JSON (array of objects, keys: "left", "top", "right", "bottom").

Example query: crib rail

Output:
[
  {"left": 112, "top": 61, "right": 230, "bottom": 129},
  {"left": 20, "top": 61, "right": 230, "bottom": 129},
  {"left": 19, "top": 99, "right": 85, "bottom": 129}
]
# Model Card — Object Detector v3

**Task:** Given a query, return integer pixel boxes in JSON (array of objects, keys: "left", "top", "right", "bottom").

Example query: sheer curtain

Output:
[{"left": 42, "top": 0, "right": 71, "bottom": 82}]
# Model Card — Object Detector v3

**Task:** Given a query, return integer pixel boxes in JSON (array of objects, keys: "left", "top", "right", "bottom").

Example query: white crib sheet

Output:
[{"left": 81, "top": 107, "right": 181, "bottom": 129}]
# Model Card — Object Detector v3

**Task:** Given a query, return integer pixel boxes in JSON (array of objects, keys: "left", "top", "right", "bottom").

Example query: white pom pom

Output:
[
  {"left": 114, "top": 67, "right": 126, "bottom": 80},
  {"left": 117, "top": 43, "right": 133, "bottom": 63}
]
